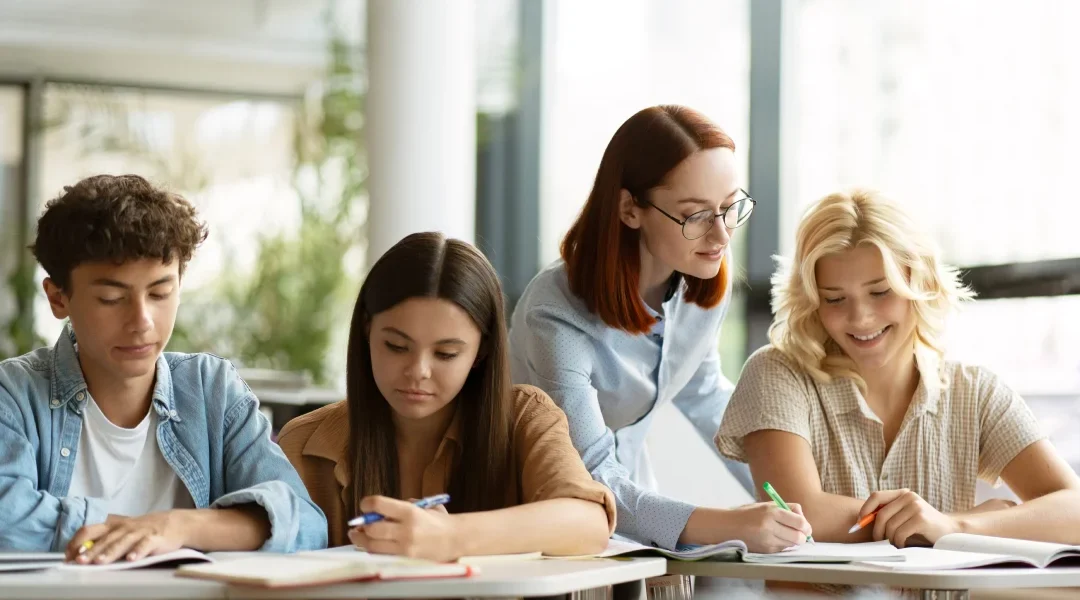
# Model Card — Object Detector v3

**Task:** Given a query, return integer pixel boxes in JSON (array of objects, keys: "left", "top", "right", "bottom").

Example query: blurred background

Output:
[{"left": 1, "top": 0, "right": 1078, "bottom": 511}]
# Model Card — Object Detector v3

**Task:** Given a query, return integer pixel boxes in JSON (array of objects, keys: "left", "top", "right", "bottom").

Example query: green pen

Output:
[{"left": 762, "top": 481, "right": 815, "bottom": 544}]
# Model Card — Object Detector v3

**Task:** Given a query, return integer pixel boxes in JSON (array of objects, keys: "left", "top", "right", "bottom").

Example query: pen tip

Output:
[{"left": 848, "top": 525, "right": 860, "bottom": 534}]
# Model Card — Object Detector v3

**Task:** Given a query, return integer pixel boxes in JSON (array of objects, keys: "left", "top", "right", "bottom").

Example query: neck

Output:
[
  {"left": 392, "top": 400, "right": 457, "bottom": 454},
  {"left": 637, "top": 238, "right": 675, "bottom": 313},
  {"left": 859, "top": 350, "right": 920, "bottom": 413},
  {"left": 78, "top": 356, "right": 156, "bottom": 428}
]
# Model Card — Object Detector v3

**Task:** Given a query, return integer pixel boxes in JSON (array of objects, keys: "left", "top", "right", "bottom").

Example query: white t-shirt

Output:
[{"left": 67, "top": 395, "right": 195, "bottom": 516}]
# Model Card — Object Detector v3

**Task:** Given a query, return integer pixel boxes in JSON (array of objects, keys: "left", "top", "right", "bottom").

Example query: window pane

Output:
[
  {"left": 539, "top": 0, "right": 751, "bottom": 378},
  {"left": 0, "top": 86, "right": 25, "bottom": 358},
  {"left": 782, "top": 0, "right": 1080, "bottom": 266},
  {"left": 34, "top": 84, "right": 325, "bottom": 370}
]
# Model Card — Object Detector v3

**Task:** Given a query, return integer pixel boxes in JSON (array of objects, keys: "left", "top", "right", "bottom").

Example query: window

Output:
[
  {"left": 781, "top": 0, "right": 1080, "bottom": 266},
  {"left": 0, "top": 86, "right": 25, "bottom": 358},
  {"left": 34, "top": 84, "right": 303, "bottom": 348}
]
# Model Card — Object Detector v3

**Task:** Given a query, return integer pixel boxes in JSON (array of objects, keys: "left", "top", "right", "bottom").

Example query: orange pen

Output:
[{"left": 848, "top": 508, "right": 881, "bottom": 534}]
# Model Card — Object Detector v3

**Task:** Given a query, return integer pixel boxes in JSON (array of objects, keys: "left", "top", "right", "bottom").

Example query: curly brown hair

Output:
[{"left": 30, "top": 174, "right": 209, "bottom": 292}]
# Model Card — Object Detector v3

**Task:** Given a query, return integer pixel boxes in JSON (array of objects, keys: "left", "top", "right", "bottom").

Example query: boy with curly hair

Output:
[{"left": 0, "top": 175, "right": 327, "bottom": 560}]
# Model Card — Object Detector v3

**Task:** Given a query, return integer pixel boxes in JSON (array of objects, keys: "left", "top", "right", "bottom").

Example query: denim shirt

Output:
[
  {"left": 0, "top": 325, "right": 327, "bottom": 552},
  {"left": 509, "top": 259, "right": 754, "bottom": 550}
]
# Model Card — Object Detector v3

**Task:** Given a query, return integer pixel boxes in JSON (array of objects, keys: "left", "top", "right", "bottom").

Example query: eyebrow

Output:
[
  {"left": 675, "top": 189, "right": 741, "bottom": 206},
  {"left": 818, "top": 278, "right": 887, "bottom": 292},
  {"left": 90, "top": 275, "right": 176, "bottom": 290},
  {"left": 382, "top": 327, "right": 466, "bottom": 345}
]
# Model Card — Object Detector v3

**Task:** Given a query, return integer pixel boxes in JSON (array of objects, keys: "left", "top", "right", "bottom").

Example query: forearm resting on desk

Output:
[
  {"left": 454, "top": 498, "right": 610, "bottom": 557},
  {"left": 958, "top": 489, "right": 1080, "bottom": 544},
  {"left": 182, "top": 505, "right": 272, "bottom": 551}
]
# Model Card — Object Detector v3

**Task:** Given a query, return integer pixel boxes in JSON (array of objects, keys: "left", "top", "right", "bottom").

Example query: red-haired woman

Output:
[{"left": 509, "top": 105, "right": 811, "bottom": 553}]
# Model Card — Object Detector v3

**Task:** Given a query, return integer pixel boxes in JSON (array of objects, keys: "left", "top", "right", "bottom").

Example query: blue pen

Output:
[{"left": 347, "top": 493, "right": 451, "bottom": 527}]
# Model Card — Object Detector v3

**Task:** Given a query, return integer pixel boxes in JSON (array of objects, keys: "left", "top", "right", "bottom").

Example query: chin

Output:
[{"left": 680, "top": 261, "right": 722, "bottom": 280}]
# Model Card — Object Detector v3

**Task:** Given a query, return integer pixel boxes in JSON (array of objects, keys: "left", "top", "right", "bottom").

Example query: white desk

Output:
[
  {"left": 667, "top": 560, "right": 1080, "bottom": 599},
  {"left": 0, "top": 557, "right": 665, "bottom": 600}
]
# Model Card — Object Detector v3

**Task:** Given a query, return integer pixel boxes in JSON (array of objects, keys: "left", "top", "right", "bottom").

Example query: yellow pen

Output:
[{"left": 77, "top": 540, "right": 94, "bottom": 556}]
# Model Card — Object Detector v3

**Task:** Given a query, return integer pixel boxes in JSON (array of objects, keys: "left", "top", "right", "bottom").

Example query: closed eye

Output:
[
  {"left": 822, "top": 297, "right": 843, "bottom": 305},
  {"left": 871, "top": 289, "right": 892, "bottom": 298},
  {"left": 384, "top": 341, "right": 408, "bottom": 353},
  {"left": 435, "top": 352, "right": 459, "bottom": 361},
  {"left": 98, "top": 298, "right": 122, "bottom": 306},
  {"left": 150, "top": 293, "right": 171, "bottom": 300}
]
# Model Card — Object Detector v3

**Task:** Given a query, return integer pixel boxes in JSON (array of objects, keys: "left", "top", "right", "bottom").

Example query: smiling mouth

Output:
[{"left": 849, "top": 326, "right": 890, "bottom": 341}]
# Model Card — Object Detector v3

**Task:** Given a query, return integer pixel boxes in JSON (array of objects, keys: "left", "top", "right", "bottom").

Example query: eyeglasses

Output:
[{"left": 642, "top": 189, "right": 756, "bottom": 240}]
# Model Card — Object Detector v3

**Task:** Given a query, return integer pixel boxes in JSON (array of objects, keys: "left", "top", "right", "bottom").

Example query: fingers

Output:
[
  {"left": 884, "top": 502, "right": 921, "bottom": 548},
  {"left": 771, "top": 505, "right": 812, "bottom": 535},
  {"left": 360, "top": 496, "right": 417, "bottom": 521},
  {"left": 66, "top": 523, "right": 111, "bottom": 561},
  {"left": 127, "top": 535, "right": 160, "bottom": 562},
  {"left": 872, "top": 491, "right": 917, "bottom": 541},
  {"left": 859, "top": 489, "right": 907, "bottom": 520},
  {"left": 363, "top": 520, "right": 406, "bottom": 542},
  {"left": 788, "top": 502, "right": 805, "bottom": 517},
  {"left": 349, "top": 527, "right": 401, "bottom": 556},
  {"left": 82, "top": 527, "right": 134, "bottom": 564}
]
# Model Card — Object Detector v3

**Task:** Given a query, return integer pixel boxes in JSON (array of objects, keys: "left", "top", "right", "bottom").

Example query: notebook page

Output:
[
  {"left": 861, "top": 547, "right": 1039, "bottom": 571},
  {"left": 935, "top": 533, "right": 1080, "bottom": 567},
  {"left": 596, "top": 537, "right": 747, "bottom": 560},
  {"left": 54, "top": 548, "right": 212, "bottom": 572},
  {"left": 744, "top": 541, "right": 905, "bottom": 563}
]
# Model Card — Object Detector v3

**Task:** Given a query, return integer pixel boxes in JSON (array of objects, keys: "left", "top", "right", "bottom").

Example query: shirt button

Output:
[
  {"left": 169, "top": 410, "right": 179, "bottom": 419},
  {"left": 50, "top": 399, "right": 59, "bottom": 408},
  {"left": 76, "top": 392, "right": 85, "bottom": 401},
  {"left": 60, "top": 448, "right": 70, "bottom": 458}
]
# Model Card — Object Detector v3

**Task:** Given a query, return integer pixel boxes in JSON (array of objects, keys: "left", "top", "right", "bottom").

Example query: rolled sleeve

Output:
[
  {"left": 715, "top": 348, "right": 814, "bottom": 463},
  {"left": 514, "top": 386, "right": 617, "bottom": 534},
  {"left": 219, "top": 369, "right": 327, "bottom": 552}
]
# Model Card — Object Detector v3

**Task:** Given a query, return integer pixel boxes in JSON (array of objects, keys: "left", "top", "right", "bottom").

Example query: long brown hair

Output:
[
  {"left": 346, "top": 232, "right": 513, "bottom": 515},
  {"left": 561, "top": 105, "right": 735, "bottom": 334}
]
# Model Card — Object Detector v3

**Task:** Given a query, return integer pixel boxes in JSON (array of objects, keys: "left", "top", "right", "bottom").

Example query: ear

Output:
[
  {"left": 618, "top": 189, "right": 643, "bottom": 230},
  {"left": 42, "top": 278, "right": 70, "bottom": 320}
]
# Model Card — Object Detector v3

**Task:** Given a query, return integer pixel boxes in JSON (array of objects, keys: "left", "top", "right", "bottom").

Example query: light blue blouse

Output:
[{"left": 509, "top": 259, "right": 754, "bottom": 550}]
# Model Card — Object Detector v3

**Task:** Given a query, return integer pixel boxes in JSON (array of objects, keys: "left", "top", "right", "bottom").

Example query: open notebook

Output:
[
  {"left": 862, "top": 533, "right": 1080, "bottom": 571},
  {"left": 595, "top": 536, "right": 905, "bottom": 564},
  {"left": 176, "top": 552, "right": 473, "bottom": 588}
]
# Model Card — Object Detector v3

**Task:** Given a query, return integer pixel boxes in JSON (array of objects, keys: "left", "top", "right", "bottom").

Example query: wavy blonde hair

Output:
[{"left": 768, "top": 189, "right": 974, "bottom": 392}]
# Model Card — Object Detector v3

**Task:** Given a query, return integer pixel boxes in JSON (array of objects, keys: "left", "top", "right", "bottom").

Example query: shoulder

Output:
[
  {"left": 508, "top": 384, "right": 564, "bottom": 423},
  {"left": 513, "top": 261, "right": 602, "bottom": 333},
  {"left": 740, "top": 345, "right": 810, "bottom": 381},
  {"left": 0, "top": 346, "right": 51, "bottom": 383},
  {"left": 940, "top": 360, "right": 1012, "bottom": 402},
  {"left": 278, "top": 401, "right": 349, "bottom": 458},
  {"left": 0, "top": 346, "right": 52, "bottom": 415}
]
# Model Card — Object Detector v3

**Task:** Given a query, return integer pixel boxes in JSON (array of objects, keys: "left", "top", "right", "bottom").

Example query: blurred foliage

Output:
[{"left": 1, "top": 9, "right": 365, "bottom": 386}]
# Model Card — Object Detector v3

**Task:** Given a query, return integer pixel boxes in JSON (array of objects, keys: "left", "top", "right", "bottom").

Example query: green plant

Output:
[{"left": 170, "top": 26, "right": 366, "bottom": 385}]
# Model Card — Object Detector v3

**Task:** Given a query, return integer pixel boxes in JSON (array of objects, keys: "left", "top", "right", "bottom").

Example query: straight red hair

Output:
[{"left": 561, "top": 105, "right": 734, "bottom": 335}]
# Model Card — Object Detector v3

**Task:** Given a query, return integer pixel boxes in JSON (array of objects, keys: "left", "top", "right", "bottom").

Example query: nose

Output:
[
  {"left": 127, "top": 297, "right": 153, "bottom": 334},
  {"left": 848, "top": 298, "right": 875, "bottom": 328},
  {"left": 706, "top": 215, "right": 732, "bottom": 245},
  {"left": 404, "top": 353, "right": 432, "bottom": 381}
]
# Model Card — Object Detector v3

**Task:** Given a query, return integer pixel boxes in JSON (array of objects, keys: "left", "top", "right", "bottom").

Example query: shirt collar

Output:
[
  {"left": 824, "top": 372, "right": 939, "bottom": 422},
  {"left": 49, "top": 323, "right": 176, "bottom": 418}
]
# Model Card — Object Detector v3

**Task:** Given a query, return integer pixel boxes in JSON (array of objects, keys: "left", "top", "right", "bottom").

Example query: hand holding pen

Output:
[{"left": 348, "top": 494, "right": 461, "bottom": 561}]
